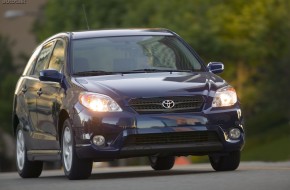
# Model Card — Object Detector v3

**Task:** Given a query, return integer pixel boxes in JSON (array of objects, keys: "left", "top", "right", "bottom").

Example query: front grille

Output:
[
  {"left": 124, "top": 131, "right": 219, "bottom": 146},
  {"left": 129, "top": 96, "right": 204, "bottom": 114}
]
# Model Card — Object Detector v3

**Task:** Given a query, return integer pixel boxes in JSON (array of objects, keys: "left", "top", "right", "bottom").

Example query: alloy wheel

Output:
[
  {"left": 62, "top": 127, "right": 73, "bottom": 171},
  {"left": 16, "top": 129, "right": 25, "bottom": 171}
]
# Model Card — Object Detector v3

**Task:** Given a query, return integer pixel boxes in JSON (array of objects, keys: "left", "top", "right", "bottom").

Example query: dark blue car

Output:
[{"left": 13, "top": 29, "right": 245, "bottom": 180}]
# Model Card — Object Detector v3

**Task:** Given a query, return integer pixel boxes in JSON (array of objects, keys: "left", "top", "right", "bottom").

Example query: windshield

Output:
[{"left": 71, "top": 36, "right": 204, "bottom": 75}]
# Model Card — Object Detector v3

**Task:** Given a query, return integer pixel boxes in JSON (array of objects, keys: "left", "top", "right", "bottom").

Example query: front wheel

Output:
[
  {"left": 16, "top": 125, "right": 43, "bottom": 178},
  {"left": 149, "top": 156, "right": 175, "bottom": 170},
  {"left": 61, "top": 119, "right": 92, "bottom": 180},
  {"left": 209, "top": 151, "right": 241, "bottom": 171}
]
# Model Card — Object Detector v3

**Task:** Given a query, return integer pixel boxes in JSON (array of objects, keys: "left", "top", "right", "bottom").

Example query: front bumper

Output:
[{"left": 72, "top": 103, "right": 245, "bottom": 161}]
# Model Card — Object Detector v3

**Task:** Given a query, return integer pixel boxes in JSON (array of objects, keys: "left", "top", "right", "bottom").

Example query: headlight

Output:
[
  {"left": 212, "top": 86, "right": 237, "bottom": 107},
  {"left": 79, "top": 92, "right": 122, "bottom": 112}
]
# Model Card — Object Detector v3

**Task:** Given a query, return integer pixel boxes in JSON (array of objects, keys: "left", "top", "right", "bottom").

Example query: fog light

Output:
[
  {"left": 229, "top": 128, "right": 241, "bottom": 139},
  {"left": 82, "top": 133, "right": 91, "bottom": 140},
  {"left": 93, "top": 135, "right": 105, "bottom": 146}
]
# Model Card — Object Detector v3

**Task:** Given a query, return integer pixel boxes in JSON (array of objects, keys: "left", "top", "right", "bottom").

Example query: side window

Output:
[
  {"left": 48, "top": 40, "right": 65, "bottom": 72},
  {"left": 32, "top": 41, "right": 54, "bottom": 76},
  {"left": 22, "top": 46, "right": 42, "bottom": 76}
]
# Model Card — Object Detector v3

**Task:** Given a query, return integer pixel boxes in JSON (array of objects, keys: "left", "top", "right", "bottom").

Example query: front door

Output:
[
  {"left": 36, "top": 39, "right": 66, "bottom": 150},
  {"left": 29, "top": 40, "right": 56, "bottom": 150}
]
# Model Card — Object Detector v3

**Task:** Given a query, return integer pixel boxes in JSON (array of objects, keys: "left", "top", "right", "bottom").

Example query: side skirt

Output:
[{"left": 27, "top": 150, "right": 61, "bottom": 161}]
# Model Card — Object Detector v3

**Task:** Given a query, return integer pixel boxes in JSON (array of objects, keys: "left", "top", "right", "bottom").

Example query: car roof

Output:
[{"left": 69, "top": 28, "right": 175, "bottom": 39}]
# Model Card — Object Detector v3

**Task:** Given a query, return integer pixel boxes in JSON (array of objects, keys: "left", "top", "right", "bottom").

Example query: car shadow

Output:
[
  {"left": 36, "top": 168, "right": 215, "bottom": 180},
  {"left": 88, "top": 169, "right": 215, "bottom": 180}
]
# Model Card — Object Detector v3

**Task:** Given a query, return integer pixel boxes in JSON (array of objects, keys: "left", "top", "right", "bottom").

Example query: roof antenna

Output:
[{"left": 82, "top": 4, "right": 90, "bottom": 30}]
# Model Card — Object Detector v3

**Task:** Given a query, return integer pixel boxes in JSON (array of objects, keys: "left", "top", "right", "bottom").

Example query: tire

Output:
[
  {"left": 16, "top": 125, "right": 43, "bottom": 178},
  {"left": 61, "top": 119, "right": 92, "bottom": 180},
  {"left": 209, "top": 151, "right": 240, "bottom": 171},
  {"left": 149, "top": 156, "right": 175, "bottom": 170}
]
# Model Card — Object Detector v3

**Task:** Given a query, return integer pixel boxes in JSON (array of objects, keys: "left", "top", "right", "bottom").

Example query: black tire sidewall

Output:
[
  {"left": 209, "top": 151, "right": 240, "bottom": 171},
  {"left": 149, "top": 156, "right": 175, "bottom": 170}
]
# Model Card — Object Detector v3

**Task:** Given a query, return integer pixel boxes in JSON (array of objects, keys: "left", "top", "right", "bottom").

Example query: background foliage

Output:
[
  {"left": 0, "top": 35, "right": 18, "bottom": 171},
  {"left": 0, "top": 36, "right": 18, "bottom": 133},
  {"left": 1, "top": 0, "right": 289, "bottom": 169}
]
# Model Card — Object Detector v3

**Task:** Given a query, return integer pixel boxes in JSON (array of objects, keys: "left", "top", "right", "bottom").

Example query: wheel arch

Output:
[
  {"left": 12, "top": 95, "right": 19, "bottom": 136},
  {"left": 12, "top": 114, "right": 20, "bottom": 136},
  {"left": 58, "top": 109, "right": 70, "bottom": 142}
]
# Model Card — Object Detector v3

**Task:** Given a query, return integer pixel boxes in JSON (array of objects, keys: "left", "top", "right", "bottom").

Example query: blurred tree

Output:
[
  {"left": 33, "top": 0, "right": 127, "bottom": 41},
  {"left": 247, "top": 0, "right": 290, "bottom": 133},
  {"left": 0, "top": 36, "right": 14, "bottom": 76},
  {"left": 0, "top": 35, "right": 18, "bottom": 171},
  {"left": 0, "top": 35, "right": 18, "bottom": 133}
]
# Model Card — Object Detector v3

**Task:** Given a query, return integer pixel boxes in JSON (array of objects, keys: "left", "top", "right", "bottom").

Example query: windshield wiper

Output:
[
  {"left": 129, "top": 69, "right": 194, "bottom": 73},
  {"left": 73, "top": 70, "right": 116, "bottom": 76},
  {"left": 74, "top": 69, "right": 195, "bottom": 76}
]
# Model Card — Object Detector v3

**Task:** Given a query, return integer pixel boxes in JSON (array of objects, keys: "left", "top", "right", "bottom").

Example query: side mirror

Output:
[
  {"left": 39, "top": 69, "right": 63, "bottom": 82},
  {"left": 207, "top": 62, "right": 224, "bottom": 74}
]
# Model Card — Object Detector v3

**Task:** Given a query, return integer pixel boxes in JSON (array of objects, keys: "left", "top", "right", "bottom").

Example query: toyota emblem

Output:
[{"left": 162, "top": 100, "right": 175, "bottom": 109}]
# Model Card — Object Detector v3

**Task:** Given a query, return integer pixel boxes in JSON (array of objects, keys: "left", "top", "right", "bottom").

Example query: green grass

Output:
[
  {"left": 242, "top": 136, "right": 290, "bottom": 161},
  {"left": 242, "top": 123, "right": 290, "bottom": 161},
  {"left": 191, "top": 124, "right": 290, "bottom": 162}
]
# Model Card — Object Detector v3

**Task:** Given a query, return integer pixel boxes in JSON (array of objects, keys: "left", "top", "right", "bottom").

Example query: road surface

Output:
[{"left": 0, "top": 162, "right": 289, "bottom": 190}]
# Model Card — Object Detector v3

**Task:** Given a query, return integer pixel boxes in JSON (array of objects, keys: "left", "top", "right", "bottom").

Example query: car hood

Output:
[{"left": 74, "top": 72, "right": 227, "bottom": 99}]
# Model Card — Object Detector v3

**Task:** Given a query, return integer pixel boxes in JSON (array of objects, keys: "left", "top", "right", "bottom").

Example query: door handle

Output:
[
  {"left": 21, "top": 87, "right": 27, "bottom": 93},
  {"left": 37, "top": 88, "right": 43, "bottom": 96}
]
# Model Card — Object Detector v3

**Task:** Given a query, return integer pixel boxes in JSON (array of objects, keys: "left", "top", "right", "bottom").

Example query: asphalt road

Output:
[{"left": 0, "top": 162, "right": 289, "bottom": 190}]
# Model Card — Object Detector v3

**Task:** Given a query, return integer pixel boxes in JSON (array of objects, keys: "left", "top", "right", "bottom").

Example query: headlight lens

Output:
[
  {"left": 212, "top": 87, "right": 237, "bottom": 107},
  {"left": 79, "top": 92, "right": 122, "bottom": 112}
]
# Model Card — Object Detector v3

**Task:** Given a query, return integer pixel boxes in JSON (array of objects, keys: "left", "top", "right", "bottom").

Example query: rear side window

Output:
[
  {"left": 48, "top": 40, "right": 65, "bottom": 72},
  {"left": 32, "top": 41, "right": 55, "bottom": 76}
]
